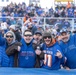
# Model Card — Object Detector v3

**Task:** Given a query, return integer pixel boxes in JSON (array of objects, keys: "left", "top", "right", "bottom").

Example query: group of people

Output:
[
  {"left": 0, "top": 1, "right": 76, "bottom": 70},
  {"left": 0, "top": 23, "right": 76, "bottom": 70}
]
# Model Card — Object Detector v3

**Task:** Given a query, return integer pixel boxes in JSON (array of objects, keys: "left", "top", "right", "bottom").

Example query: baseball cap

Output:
[
  {"left": 34, "top": 30, "right": 42, "bottom": 35},
  {"left": 60, "top": 29, "right": 67, "bottom": 34}
]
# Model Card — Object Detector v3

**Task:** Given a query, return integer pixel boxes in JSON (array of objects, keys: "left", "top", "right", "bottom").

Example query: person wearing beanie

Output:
[
  {"left": 41, "top": 31, "right": 65, "bottom": 70},
  {"left": 0, "top": 30, "right": 21, "bottom": 67}
]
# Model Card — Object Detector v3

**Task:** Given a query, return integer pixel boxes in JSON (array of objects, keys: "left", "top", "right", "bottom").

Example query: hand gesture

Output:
[{"left": 55, "top": 50, "right": 62, "bottom": 58}]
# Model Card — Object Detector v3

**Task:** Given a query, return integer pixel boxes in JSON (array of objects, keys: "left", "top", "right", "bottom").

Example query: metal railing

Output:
[{"left": 0, "top": 17, "right": 76, "bottom": 31}]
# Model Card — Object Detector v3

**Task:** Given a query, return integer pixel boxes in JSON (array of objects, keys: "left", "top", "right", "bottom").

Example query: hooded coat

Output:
[
  {"left": 0, "top": 31, "right": 21, "bottom": 67},
  {"left": 41, "top": 38, "right": 65, "bottom": 70}
]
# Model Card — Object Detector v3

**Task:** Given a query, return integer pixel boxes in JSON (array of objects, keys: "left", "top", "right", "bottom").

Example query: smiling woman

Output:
[{"left": 5, "top": 31, "right": 16, "bottom": 45}]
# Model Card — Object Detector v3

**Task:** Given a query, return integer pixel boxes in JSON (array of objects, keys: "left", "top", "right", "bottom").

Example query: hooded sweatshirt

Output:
[
  {"left": 0, "top": 30, "right": 17, "bottom": 67},
  {"left": 18, "top": 38, "right": 36, "bottom": 68},
  {"left": 42, "top": 38, "right": 64, "bottom": 70},
  {"left": 5, "top": 31, "right": 19, "bottom": 67}
]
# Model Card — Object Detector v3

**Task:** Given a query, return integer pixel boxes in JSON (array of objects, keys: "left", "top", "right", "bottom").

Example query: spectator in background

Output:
[
  {"left": 37, "top": 25, "right": 44, "bottom": 33},
  {"left": 10, "top": 18, "right": 16, "bottom": 25},
  {"left": 62, "top": 19, "right": 70, "bottom": 28},
  {"left": 54, "top": 11, "right": 60, "bottom": 17},
  {"left": 61, "top": 7, "right": 65, "bottom": 17},
  {"left": 74, "top": 9, "right": 76, "bottom": 18},
  {"left": 27, "top": 22, "right": 37, "bottom": 35},
  {"left": 22, "top": 15, "right": 32, "bottom": 36},
  {"left": 67, "top": 7, "right": 74, "bottom": 17},
  {"left": 9, "top": 25, "right": 22, "bottom": 42},
  {"left": 49, "top": 7, "right": 54, "bottom": 16},
  {"left": 0, "top": 22, "right": 9, "bottom": 37}
]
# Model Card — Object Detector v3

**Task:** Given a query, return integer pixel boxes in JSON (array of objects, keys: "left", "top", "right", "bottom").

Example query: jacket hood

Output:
[
  {"left": 5, "top": 31, "right": 16, "bottom": 45},
  {"left": 47, "top": 38, "right": 56, "bottom": 47}
]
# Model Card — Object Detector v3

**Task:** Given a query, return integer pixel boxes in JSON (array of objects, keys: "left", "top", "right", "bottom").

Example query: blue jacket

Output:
[
  {"left": 0, "top": 33, "right": 6, "bottom": 48},
  {"left": 67, "top": 8, "right": 74, "bottom": 17},
  {"left": 18, "top": 39, "right": 36, "bottom": 68},
  {"left": 59, "top": 34, "right": 76, "bottom": 69},
  {"left": 0, "top": 32, "right": 15, "bottom": 67},
  {"left": 0, "top": 47, "right": 9, "bottom": 67},
  {"left": 41, "top": 42, "right": 64, "bottom": 70}
]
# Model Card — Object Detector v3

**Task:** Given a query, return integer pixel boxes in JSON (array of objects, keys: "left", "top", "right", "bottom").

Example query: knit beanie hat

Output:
[{"left": 43, "top": 31, "right": 52, "bottom": 38}]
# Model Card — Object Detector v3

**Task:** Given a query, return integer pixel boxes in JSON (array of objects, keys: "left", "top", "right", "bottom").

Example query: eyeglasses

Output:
[
  {"left": 6, "top": 35, "right": 13, "bottom": 38},
  {"left": 24, "top": 34, "right": 32, "bottom": 37},
  {"left": 43, "top": 36, "right": 51, "bottom": 39}
]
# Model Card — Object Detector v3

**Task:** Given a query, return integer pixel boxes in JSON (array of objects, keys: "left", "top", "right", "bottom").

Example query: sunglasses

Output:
[
  {"left": 24, "top": 34, "right": 32, "bottom": 37},
  {"left": 43, "top": 36, "right": 51, "bottom": 39},
  {"left": 6, "top": 35, "right": 13, "bottom": 38}
]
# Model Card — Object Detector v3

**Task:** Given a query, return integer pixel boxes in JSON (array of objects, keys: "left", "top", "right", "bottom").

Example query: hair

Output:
[{"left": 23, "top": 29, "right": 32, "bottom": 35}]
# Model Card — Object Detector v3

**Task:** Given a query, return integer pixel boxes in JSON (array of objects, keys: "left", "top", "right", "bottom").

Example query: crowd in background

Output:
[
  {"left": 0, "top": 2, "right": 74, "bottom": 35},
  {"left": 0, "top": 2, "right": 76, "bottom": 18}
]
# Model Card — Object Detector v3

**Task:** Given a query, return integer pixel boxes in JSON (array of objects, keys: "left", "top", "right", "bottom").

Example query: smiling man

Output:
[
  {"left": 41, "top": 31, "right": 65, "bottom": 70},
  {"left": 18, "top": 29, "right": 42, "bottom": 68},
  {"left": 59, "top": 29, "right": 76, "bottom": 69}
]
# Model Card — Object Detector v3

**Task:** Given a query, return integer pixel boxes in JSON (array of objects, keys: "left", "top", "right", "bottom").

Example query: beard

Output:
[{"left": 62, "top": 37, "right": 70, "bottom": 43}]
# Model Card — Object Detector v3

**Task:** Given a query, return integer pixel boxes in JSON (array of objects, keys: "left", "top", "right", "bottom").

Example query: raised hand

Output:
[{"left": 55, "top": 50, "right": 62, "bottom": 59}]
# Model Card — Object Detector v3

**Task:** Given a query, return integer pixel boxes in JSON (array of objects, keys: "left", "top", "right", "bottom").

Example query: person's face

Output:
[
  {"left": 23, "top": 31, "right": 33, "bottom": 43},
  {"left": 44, "top": 36, "right": 52, "bottom": 46},
  {"left": 61, "top": 32, "right": 70, "bottom": 43},
  {"left": 6, "top": 33, "right": 14, "bottom": 44},
  {"left": 34, "top": 34, "right": 42, "bottom": 42}
]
